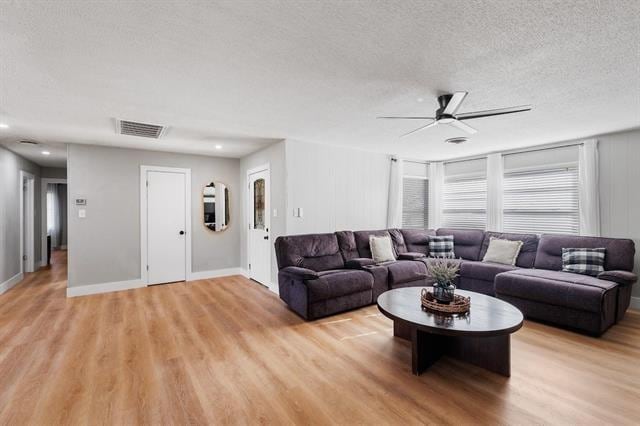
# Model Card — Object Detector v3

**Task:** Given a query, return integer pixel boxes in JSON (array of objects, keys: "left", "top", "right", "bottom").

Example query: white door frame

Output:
[
  {"left": 246, "top": 163, "right": 272, "bottom": 289},
  {"left": 41, "top": 178, "right": 67, "bottom": 267},
  {"left": 19, "top": 171, "right": 36, "bottom": 273},
  {"left": 140, "top": 165, "right": 192, "bottom": 285}
]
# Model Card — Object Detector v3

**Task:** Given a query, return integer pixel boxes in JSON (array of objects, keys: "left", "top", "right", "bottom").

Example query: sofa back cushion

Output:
[
  {"left": 399, "top": 229, "right": 436, "bottom": 255},
  {"left": 480, "top": 232, "right": 539, "bottom": 268},
  {"left": 353, "top": 230, "right": 393, "bottom": 258},
  {"left": 335, "top": 231, "right": 359, "bottom": 261},
  {"left": 274, "top": 233, "right": 345, "bottom": 271},
  {"left": 436, "top": 228, "right": 485, "bottom": 260},
  {"left": 535, "top": 234, "right": 635, "bottom": 272},
  {"left": 387, "top": 229, "right": 407, "bottom": 254}
]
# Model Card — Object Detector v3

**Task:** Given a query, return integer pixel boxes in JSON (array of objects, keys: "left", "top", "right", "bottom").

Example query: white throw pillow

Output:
[
  {"left": 369, "top": 235, "right": 396, "bottom": 263},
  {"left": 482, "top": 237, "right": 523, "bottom": 266}
]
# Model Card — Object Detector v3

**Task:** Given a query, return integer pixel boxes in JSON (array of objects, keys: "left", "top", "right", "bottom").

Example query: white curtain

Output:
[
  {"left": 387, "top": 158, "right": 403, "bottom": 228},
  {"left": 428, "top": 161, "right": 444, "bottom": 229},
  {"left": 579, "top": 139, "right": 600, "bottom": 236},
  {"left": 486, "top": 153, "right": 504, "bottom": 232},
  {"left": 47, "top": 184, "right": 60, "bottom": 247}
]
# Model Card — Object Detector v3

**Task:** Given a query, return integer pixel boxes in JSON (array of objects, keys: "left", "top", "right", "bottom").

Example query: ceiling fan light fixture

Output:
[{"left": 445, "top": 137, "right": 468, "bottom": 145}]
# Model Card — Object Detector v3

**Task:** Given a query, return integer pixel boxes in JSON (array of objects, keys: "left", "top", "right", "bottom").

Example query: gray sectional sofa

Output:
[{"left": 274, "top": 228, "right": 637, "bottom": 335}]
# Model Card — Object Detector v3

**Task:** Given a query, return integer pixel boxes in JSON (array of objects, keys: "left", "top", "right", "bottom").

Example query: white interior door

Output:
[
  {"left": 147, "top": 170, "right": 187, "bottom": 285},
  {"left": 248, "top": 169, "right": 271, "bottom": 286}
]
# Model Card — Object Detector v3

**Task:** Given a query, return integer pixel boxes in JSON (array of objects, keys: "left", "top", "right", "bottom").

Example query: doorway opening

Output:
[{"left": 41, "top": 178, "right": 68, "bottom": 269}]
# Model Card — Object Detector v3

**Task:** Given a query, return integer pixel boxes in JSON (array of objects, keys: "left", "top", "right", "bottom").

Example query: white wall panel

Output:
[{"left": 285, "top": 140, "right": 390, "bottom": 235}]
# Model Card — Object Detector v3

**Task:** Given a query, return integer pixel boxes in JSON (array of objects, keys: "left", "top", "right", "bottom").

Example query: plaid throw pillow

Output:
[
  {"left": 561, "top": 248, "right": 606, "bottom": 276},
  {"left": 429, "top": 235, "right": 455, "bottom": 259}
]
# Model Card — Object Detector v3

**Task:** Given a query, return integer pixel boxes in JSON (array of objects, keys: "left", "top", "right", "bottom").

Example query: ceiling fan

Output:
[{"left": 378, "top": 92, "right": 531, "bottom": 137}]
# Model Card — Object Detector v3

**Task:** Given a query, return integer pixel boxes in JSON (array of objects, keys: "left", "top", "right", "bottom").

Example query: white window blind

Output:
[
  {"left": 402, "top": 177, "right": 429, "bottom": 229},
  {"left": 442, "top": 174, "right": 487, "bottom": 229},
  {"left": 503, "top": 166, "right": 579, "bottom": 234}
]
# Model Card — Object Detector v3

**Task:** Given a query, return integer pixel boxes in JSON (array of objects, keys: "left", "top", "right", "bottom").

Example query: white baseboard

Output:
[
  {"left": 630, "top": 296, "right": 640, "bottom": 311},
  {"left": 0, "top": 273, "right": 24, "bottom": 295},
  {"left": 67, "top": 279, "right": 145, "bottom": 298},
  {"left": 189, "top": 268, "right": 247, "bottom": 281}
]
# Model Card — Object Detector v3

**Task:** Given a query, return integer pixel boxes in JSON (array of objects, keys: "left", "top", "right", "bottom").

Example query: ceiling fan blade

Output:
[
  {"left": 401, "top": 120, "right": 438, "bottom": 137},
  {"left": 442, "top": 91, "right": 468, "bottom": 115},
  {"left": 377, "top": 116, "right": 435, "bottom": 120},
  {"left": 449, "top": 119, "right": 477, "bottom": 134},
  {"left": 455, "top": 105, "right": 532, "bottom": 120}
]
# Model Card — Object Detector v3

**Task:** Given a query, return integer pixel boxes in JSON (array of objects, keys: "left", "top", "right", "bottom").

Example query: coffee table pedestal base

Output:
[{"left": 394, "top": 320, "right": 511, "bottom": 377}]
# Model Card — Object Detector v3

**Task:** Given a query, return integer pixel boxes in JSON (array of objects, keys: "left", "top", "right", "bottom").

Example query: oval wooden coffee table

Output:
[{"left": 377, "top": 287, "right": 523, "bottom": 377}]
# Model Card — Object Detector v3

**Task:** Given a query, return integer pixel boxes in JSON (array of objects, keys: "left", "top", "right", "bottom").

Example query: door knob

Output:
[
  {"left": 179, "top": 230, "right": 185, "bottom": 235},
  {"left": 263, "top": 236, "right": 269, "bottom": 240}
]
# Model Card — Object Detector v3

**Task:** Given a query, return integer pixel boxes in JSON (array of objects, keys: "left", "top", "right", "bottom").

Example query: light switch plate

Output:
[
  {"left": 78, "top": 209, "right": 86, "bottom": 218},
  {"left": 273, "top": 208, "right": 278, "bottom": 217}
]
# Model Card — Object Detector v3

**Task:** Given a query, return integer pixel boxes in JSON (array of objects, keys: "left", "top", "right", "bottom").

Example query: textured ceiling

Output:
[{"left": 1, "top": 0, "right": 639, "bottom": 165}]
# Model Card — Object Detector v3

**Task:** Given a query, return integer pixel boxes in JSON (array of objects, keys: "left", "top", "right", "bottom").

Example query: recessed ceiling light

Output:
[
  {"left": 0, "top": 123, "right": 9, "bottom": 129},
  {"left": 215, "top": 144, "right": 222, "bottom": 150},
  {"left": 41, "top": 151, "right": 51, "bottom": 156}
]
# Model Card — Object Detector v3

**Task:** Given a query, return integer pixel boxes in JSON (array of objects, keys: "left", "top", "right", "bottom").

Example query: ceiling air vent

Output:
[
  {"left": 19, "top": 140, "right": 39, "bottom": 145},
  {"left": 116, "top": 119, "right": 167, "bottom": 139}
]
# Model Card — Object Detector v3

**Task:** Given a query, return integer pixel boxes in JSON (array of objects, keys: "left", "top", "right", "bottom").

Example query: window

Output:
[
  {"left": 503, "top": 166, "right": 579, "bottom": 234},
  {"left": 442, "top": 158, "right": 487, "bottom": 229},
  {"left": 402, "top": 177, "right": 428, "bottom": 228}
]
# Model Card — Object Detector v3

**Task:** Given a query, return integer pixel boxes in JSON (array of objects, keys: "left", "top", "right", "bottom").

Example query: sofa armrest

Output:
[
  {"left": 280, "top": 266, "right": 319, "bottom": 280},
  {"left": 598, "top": 270, "right": 638, "bottom": 286},
  {"left": 398, "top": 252, "right": 426, "bottom": 260},
  {"left": 345, "top": 258, "right": 377, "bottom": 269}
]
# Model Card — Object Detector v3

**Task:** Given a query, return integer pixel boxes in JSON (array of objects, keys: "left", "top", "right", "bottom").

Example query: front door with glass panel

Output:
[{"left": 248, "top": 169, "right": 270, "bottom": 287}]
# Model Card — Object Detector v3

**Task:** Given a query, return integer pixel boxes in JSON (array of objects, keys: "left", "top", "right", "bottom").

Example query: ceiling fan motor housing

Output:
[{"left": 436, "top": 94, "right": 453, "bottom": 116}]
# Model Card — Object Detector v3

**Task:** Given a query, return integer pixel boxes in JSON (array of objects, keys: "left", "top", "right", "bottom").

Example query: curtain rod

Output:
[{"left": 443, "top": 141, "right": 587, "bottom": 165}]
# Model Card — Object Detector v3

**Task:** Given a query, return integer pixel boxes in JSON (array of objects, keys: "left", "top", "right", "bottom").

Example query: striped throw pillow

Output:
[
  {"left": 429, "top": 235, "right": 455, "bottom": 259},
  {"left": 561, "top": 248, "right": 606, "bottom": 276}
]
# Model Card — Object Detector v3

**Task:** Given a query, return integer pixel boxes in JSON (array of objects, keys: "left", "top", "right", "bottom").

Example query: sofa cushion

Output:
[
  {"left": 275, "top": 233, "right": 345, "bottom": 271},
  {"left": 479, "top": 232, "right": 539, "bottom": 268},
  {"left": 495, "top": 269, "right": 617, "bottom": 313},
  {"left": 535, "top": 234, "right": 635, "bottom": 272},
  {"left": 561, "top": 248, "right": 606, "bottom": 276},
  {"left": 370, "top": 235, "right": 396, "bottom": 263},
  {"left": 388, "top": 229, "right": 408, "bottom": 254},
  {"left": 398, "top": 252, "right": 426, "bottom": 260},
  {"left": 353, "top": 230, "right": 391, "bottom": 258},
  {"left": 460, "top": 260, "right": 519, "bottom": 283},
  {"left": 335, "top": 231, "right": 359, "bottom": 261},
  {"left": 436, "top": 228, "right": 485, "bottom": 260},
  {"left": 482, "top": 237, "right": 523, "bottom": 265},
  {"left": 399, "top": 229, "right": 435, "bottom": 255},
  {"left": 387, "top": 261, "right": 428, "bottom": 286},
  {"left": 307, "top": 270, "right": 373, "bottom": 303},
  {"left": 429, "top": 235, "right": 455, "bottom": 258}
]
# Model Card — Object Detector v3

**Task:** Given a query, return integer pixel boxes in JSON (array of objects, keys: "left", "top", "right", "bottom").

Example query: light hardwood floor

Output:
[{"left": 1, "top": 250, "right": 639, "bottom": 425}]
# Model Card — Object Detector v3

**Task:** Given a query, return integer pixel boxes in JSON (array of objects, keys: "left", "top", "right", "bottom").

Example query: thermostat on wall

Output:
[{"left": 75, "top": 198, "right": 87, "bottom": 206}]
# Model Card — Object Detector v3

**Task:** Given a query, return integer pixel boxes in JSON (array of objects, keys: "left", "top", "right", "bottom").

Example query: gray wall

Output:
[
  {"left": 0, "top": 146, "right": 42, "bottom": 283},
  {"left": 239, "top": 141, "right": 286, "bottom": 285},
  {"left": 41, "top": 167, "right": 67, "bottom": 179},
  {"left": 67, "top": 144, "right": 240, "bottom": 288}
]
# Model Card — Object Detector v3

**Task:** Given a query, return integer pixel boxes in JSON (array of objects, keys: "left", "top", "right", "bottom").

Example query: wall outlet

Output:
[{"left": 78, "top": 209, "right": 86, "bottom": 218}]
